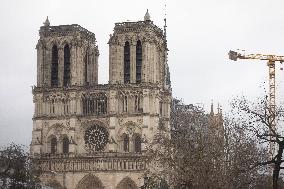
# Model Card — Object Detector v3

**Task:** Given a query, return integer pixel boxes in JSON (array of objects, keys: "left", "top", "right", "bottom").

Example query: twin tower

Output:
[{"left": 31, "top": 11, "right": 171, "bottom": 189}]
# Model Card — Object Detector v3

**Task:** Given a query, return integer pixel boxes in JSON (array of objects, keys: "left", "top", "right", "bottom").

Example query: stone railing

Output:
[
  {"left": 114, "top": 21, "right": 164, "bottom": 37},
  {"left": 33, "top": 156, "right": 148, "bottom": 173},
  {"left": 39, "top": 152, "right": 145, "bottom": 158},
  {"left": 39, "top": 24, "right": 97, "bottom": 42},
  {"left": 32, "top": 84, "right": 109, "bottom": 94}
]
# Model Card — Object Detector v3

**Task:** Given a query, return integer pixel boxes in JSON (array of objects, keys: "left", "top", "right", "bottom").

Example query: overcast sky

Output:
[{"left": 1, "top": 0, "right": 284, "bottom": 146}]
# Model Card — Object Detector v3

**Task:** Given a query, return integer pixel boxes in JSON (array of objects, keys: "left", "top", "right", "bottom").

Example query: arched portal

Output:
[
  {"left": 76, "top": 174, "right": 104, "bottom": 189},
  {"left": 116, "top": 177, "right": 139, "bottom": 189},
  {"left": 45, "top": 180, "right": 64, "bottom": 189}
]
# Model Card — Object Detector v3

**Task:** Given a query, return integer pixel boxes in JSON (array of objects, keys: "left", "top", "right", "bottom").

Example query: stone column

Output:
[
  {"left": 154, "top": 46, "right": 158, "bottom": 83},
  {"left": 143, "top": 89, "right": 149, "bottom": 113},
  {"left": 118, "top": 45, "right": 124, "bottom": 84},
  {"left": 95, "top": 51, "right": 99, "bottom": 84},
  {"left": 77, "top": 46, "right": 81, "bottom": 86},
  {"left": 150, "top": 44, "right": 155, "bottom": 83},
  {"left": 109, "top": 45, "right": 113, "bottom": 83},
  {"left": 45, "top": 48, "right": 51, "bottom": 86},
  {"left": 37, "top": 46, "right": 43, "bottom": 87},
  {"left": 143, "top": 43, "right": 150, "bottom": 83},
  {"left": 76, "top": 98, "right": 81, "bottom": 115}
]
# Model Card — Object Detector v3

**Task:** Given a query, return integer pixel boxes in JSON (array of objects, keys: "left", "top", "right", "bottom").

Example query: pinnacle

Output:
[{"left": 144, "top": 9, "right": 151, "bottom": 21}]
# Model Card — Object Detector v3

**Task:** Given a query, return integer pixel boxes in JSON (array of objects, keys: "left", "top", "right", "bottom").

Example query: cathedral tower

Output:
[
  {"left": 31, "top": 12, "right": 171, "bottom": 189},
  {"left": 36, "top": 17, "right": 99, "bottom": 88},
  {"left": 108, "top": 10, "right": 170, "bottom": 89}
]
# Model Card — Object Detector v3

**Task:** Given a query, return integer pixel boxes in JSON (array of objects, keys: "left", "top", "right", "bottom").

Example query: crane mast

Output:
[{"left": 228, "top": 50, "right": 283, "bottom": 156}]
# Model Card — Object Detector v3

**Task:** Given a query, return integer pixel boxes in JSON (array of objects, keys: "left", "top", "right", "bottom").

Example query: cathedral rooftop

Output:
[
  {"left": 112, "top": 9, "right": 164, "bottom": 38},
  {"left": 114, "top": 21, "right": 164, "bottom": 38},
  {"left": 39, "top": 23, "right": 97, "bottom": 43}
]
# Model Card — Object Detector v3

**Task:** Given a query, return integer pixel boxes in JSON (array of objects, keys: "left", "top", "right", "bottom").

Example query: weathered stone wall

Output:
[
  {"left": 31, "top": 15, "right": 171, "bottom": 189},
  {"left": 108, "top": 21, "right": 168, "bottom": 87},
  {"left": 36, "top": 24, "right": 99, "bottom": 87}
]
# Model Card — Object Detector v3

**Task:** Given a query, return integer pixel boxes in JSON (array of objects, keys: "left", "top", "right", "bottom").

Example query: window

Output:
[
  {"left": 63, "top": 44, "right": 71, "bottom": 87},
  {"left": 51, "top": 45, "right": 58, "bottom": 87},
  {"left": 123, "top": 96, "right": 128, "bottom": 112},
  {"left": 62, "top": 136, "right": 69, "bottom": 154},
  {"left": 134, "top": 95, "right": 142, "bottom": 113},
  {"left": 136, "top": 40, "right": 142, "bottom": 83},
  {"left": 50, "top": 137, "right": 57, "bottom": 154},
  {"left": 84, "top": 125, "right": 109, "bottom": 151},
  {"left": 134, "top": 135, "right": 141, "bottom": 153},
  {"left": 50, "top": 100, "right": 55, "bottom": 115},
  {"left": 63, "top": 100, "right": 69, "bottom": 115},
  {"left": 124, "top": 41, "right": 130, "bottom": 83},
  {"left": 82, "top": 97, "right": 107, "bottom": 115},
  {"left": 123, "top": 134, "right": 129, "bottom": 152},
  {"left": 97, "top": 98, "right": 107, "bottom": 115},
  {"left": 83, "top": 98, "right": 95, "bottom": 115}
]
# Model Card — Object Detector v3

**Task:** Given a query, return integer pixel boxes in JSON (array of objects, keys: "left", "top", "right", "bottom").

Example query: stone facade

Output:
[{"left": 30, "top": 12, "right": 171, "bottom": 189}]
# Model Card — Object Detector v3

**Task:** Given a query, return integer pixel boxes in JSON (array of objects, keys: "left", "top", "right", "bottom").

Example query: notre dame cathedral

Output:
[{"left": 30, "top": 10, "right": 172, "bottom": 189}]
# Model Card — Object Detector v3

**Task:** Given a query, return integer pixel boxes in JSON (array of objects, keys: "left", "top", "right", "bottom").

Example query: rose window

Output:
[{"left": 84, "top": 125, "right": 109, "bottom": 151}]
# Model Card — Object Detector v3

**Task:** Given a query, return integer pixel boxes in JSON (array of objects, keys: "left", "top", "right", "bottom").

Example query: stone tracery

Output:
[{"left": 84, "top": 124, "right": 109, "bottom": 152}]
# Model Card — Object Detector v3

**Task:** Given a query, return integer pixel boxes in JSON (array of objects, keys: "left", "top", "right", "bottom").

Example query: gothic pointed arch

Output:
[
  {"left": 51, "top": 45, "right": 59, "bottom": 87},
  {"left": 45, "top": 180, "right": 64, "bottom": 189},
  {"left": 45, "top": 123, "right": 65, "bottom": 138},
  {"left": 63, "top": 44, "right": 71, "bottom": 86},
  {"left": 136, "top": 40, "right": 142, "bottom": 83},
  {"left": 76, "top": 174, "right": 104, "bottom": 189},
  {"left": 116, "top": 177, "right": 139, "bottom": 189},
  {"left": 124, "top": 41, "right": 130, "bottom": 83}
]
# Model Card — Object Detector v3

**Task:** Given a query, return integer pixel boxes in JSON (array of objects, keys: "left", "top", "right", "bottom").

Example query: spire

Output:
[
  {"left": 163, "top": 2, "right": 167, "bottom": 39},
  {"left": 164, "top": 18, "right": 167, "bottom": 38},
  {"left": 144, "top": 9, "right": 151, "bottom": 21},
  {"left": 43, "top": 16, "right": 50, "bottom": 27},
  {"left": 210, "top": 101, "right": 214, "bottom": 115}
]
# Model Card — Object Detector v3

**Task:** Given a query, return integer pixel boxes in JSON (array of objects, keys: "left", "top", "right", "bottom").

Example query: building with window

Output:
[{"left": 30, "top": 10, "right": 171, "bottom": 189}]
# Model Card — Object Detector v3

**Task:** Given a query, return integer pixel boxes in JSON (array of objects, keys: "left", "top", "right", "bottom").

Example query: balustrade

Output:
[{"left": 34, "top": 156, "right": 147, "bottom": 173}]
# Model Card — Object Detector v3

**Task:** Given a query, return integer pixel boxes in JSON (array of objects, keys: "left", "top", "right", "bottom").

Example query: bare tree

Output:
[
  {"left": 0, "top": 143, "right": 40, "bottom": 189},
  {"left": 148, "top": 99, "right": 266, "bottom": 189},
  {"left": 222, "top": 116, "right": 266, "bottom": 189},
  {"left": 231, "top": 96, "right": 284, "bottom": 189}
]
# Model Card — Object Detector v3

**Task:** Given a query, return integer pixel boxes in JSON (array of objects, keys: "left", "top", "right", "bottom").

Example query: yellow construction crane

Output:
[{"left": 228, "top": 50, "right": 283, "bottom": 154}]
